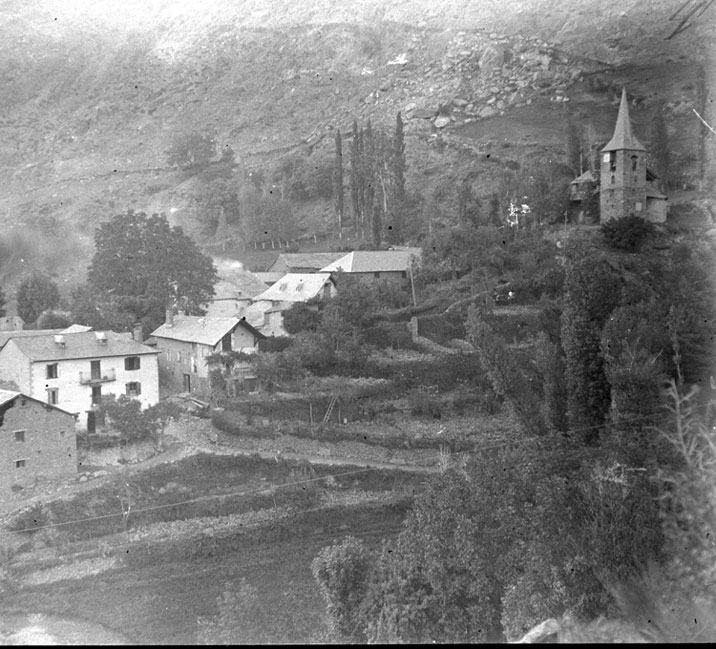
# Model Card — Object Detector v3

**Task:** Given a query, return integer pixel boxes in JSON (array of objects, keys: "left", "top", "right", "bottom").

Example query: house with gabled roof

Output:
[
  {"left": 249, "top": 273, "right": 337, "bottom": 336},
  {"left": 0, "top": 389, "right": 78, "bottom": 492},
  {"left": 268, "top": 252, "right": 345, "bottom": 274},
  {"left": 204, "top": 268, "right": 269, "bottom": 318},
  {"left": 150, "top": 310, "right": 265, "bottom": 397},
  {"left": 0, "top": 330, "right": 159, "bottom": 433},
  {"left": 319, "top": 249, "right": 421, "bottom": 288}
]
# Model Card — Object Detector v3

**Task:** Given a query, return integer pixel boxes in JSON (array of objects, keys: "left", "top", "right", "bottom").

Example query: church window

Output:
[
  {"left": 631, "top": 155, "right": 638, "bottom": 171},
  {"left": 609, "top": 152, "right": 616, "bottom": 171}
]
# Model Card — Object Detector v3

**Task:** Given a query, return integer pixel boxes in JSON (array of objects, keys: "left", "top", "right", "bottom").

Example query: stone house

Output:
[
  {"left": 0, "top": 329, "right": 160, "bottom": 433},
  {"left": 150, "top": 310, "right": 265, "bottom": 397},
  {"left": 0, "top": 389, "right": 78, "bottom": 492},
  {"left": 204, "top": 268, "right": 268, "bottom": 318},
  {"left": 319, "top": 249, "right": 421, "bottom": 289},
  {"left": 248, "top": 273, "right": 337, "bottom": 337}
]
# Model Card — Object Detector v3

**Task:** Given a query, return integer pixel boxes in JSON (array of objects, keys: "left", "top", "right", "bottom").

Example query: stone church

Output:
[{"left": 571, "top": 88, "right": 668, "bottom": 224}]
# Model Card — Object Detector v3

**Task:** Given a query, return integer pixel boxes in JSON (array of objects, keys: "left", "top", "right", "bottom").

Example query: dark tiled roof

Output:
[
  {"left": 7, "top": 331, "right": 158, "bottom": 362},
  {"left": 151, "top": 315, "right": 264, "bottom": 345},
  {"left": 320, "top": 249, "right": 421, "bottom": 273},
  {"left": 0, "top": 388, "right": 76, "bottom": 417},
  {"left": 268, "top": 252, "right": 345, "bottom": 273},
  {"left": 601, "top": 88, "right": 646, "bottom": 153}
]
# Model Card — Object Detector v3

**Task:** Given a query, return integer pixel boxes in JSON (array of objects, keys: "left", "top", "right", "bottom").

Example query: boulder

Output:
[
  {"left": 478, "top": 105, "right": 498, "bottom": 119},
  {"left": 514, "top": 618, "right": 560, "bottom": 643},
  {"left": 478, "top": 44, "right": 505, "bottom": 74},
  {"left": 434, "top": 115, "right": 451, "bottom": 128},
  {"left": 452, "top": 97, "right": 469, "bottom": 107}
]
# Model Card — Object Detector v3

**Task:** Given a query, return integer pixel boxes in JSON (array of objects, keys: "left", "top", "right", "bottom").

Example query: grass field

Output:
[{"left": 2, "top": 502, "right": 409, "bottom": 644}]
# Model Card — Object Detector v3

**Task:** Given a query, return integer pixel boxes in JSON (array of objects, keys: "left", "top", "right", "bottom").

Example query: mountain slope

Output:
[{"left": 0, "top": 0, "right": 713, "bottom": 292}]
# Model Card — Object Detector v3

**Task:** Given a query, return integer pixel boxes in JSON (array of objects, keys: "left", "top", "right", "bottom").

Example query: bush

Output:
[{"left": 601, "top": 215, "right": 655, "bottom": 251}]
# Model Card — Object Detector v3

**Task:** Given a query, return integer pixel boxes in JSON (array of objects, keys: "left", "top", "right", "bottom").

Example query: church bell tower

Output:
[{"left": 599, "top": 88, "right": 648, "bottom": 223}]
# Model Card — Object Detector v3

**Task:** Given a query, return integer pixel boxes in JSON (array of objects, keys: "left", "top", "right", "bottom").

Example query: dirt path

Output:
[{"left": 0, "top": 416, "right": 441, "bottom": 519}]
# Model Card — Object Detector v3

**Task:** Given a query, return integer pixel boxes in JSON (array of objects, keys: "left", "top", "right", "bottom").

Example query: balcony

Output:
[{"left": 79, "top": 368, "right": 116, "bottom": 385}]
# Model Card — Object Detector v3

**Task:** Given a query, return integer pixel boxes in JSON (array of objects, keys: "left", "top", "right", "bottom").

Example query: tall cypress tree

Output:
[
  {"left": 364, "top": 121, "right": 376, "bottom": 244},
  {"left": 350, "top": 120, "right": 362, "bottom": 231},
  {"left": 333, "top": 128, "right": 344, "bottom": 233},
  {"left": 565, "top": 110, "right": 582, "bottom": 174},
  {"left": 392, "top": 111, "right": 406, "bottom": 203},
  {"left": 649, "top": 100, "right": 669, "bottom": 193}
]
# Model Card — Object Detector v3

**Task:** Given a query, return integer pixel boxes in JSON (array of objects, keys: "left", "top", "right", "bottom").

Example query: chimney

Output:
[
  {"left": 53, "top": 334, "right": 65, "bottom": 348},
  {"left": 165, "top": 306, "right": 174, "bottom": 328},
  {"left": 133, "top": 322, "right": 143, "bottom": 343}
]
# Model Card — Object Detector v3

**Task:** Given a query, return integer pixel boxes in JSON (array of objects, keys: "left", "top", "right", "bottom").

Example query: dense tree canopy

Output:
[
  {"left": 86, "top": 211, "right": 217, "bottom": 331},
  {"left": 16, "top": 271, "right": 60, "bottom": 325}
]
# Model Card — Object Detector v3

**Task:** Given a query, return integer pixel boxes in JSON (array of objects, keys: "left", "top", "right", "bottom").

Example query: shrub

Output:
[{"left": 601, "top": 215, "right": 655, "bottom": 251}]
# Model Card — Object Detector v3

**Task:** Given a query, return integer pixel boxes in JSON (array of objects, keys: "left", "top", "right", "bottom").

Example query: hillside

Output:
[{"left": 0, "top": 0, "right": 714, "bottom": 295}]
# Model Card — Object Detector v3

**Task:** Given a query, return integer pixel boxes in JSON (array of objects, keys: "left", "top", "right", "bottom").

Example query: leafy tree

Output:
[
  {"left": 197, "top": 578, "right": 269, "bottom": 644},
  {"left": 36, "top": 310, "right": 72, "bottom": 329},
  {"left": 86, "top": 211, "right": 217, "bottom": 331},
  {"left": 16, "top": 271, "right": 60, "bottom": 325},
  {"left": 282, "top": 299, "right": 324, "bottom": 334},
  {"left": 166, "top": 131, "right": 216, "bottom": 171},
  {"left": 457, "top": 177, "right": 482, "bottom": 228},
  {"left": 312, "top": 536, "right": 373, "bottom": 642},
  {"left": 99, "top": 394, "right": 177, "bottom": 449},
  {"left": 195, "top": 178, "right": 241, "bottom": 238},
  {"left": 601, "top": 215, "right": 654, "bottom": 251}
]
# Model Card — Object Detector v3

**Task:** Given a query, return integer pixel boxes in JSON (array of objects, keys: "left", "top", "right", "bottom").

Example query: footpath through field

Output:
[{"left": 0, "top": 416, "right": 441, "bottom": 518}]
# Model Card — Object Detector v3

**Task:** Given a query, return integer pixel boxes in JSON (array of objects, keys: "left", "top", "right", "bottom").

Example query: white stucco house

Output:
[{"left": 0, "top": 329, "right": 160, "bottom": 433}]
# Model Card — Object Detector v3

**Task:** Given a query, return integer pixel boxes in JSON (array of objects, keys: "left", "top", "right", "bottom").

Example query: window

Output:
[
  {"left": 91, "top": 386, "right": 102, "bottom": 405},
  {"left": 631, "top": 155, "right": 638, "bottom": 171},
  {"left": 374, "top": 272, "right": 381, "bottom": 278},
  {"left": 46, "top": 363, "right": 58, "bottom": 379},
  {"left": 14, "top": 430, "right": 25, "bottom": 442},
  {"left": 635, "top": 202, "right": 643, "bottom": 212},
  {"left": 125, "top": 356, "right": 141, "bottom": 371},
  {"left": 47, "top": 389, "right": 59, "bottom": 405},
  {"left": 15, "top": 459, "right": 26, "bottom": 468},
  {"left": 126, "top": 382, "right": 142, "bottom": 396},
  {"left": 20, "top": 399, "right": 26, "bottom": 407},
  {"left": 176, "top": 351, "right": 182, "bottom": 362},
  {"left": 609, "top": 152, "right": 616, "bottom": 171},
  {"left": 611, "top": 175, "right": 615, "bottom": 184},
  {"left": 401, "top": 271, "right": 407, "bottom": 279},
  {"left": 221, "top": 333, "right": 232, "bottom": 352},
  {"left": 90, "top": 360, "right": 101, "bottom": 380}
]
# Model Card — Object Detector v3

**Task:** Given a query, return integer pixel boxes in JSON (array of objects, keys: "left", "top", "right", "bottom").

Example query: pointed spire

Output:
[{"left": 601, "top": 88, "right": 646, "bottom": 152}]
